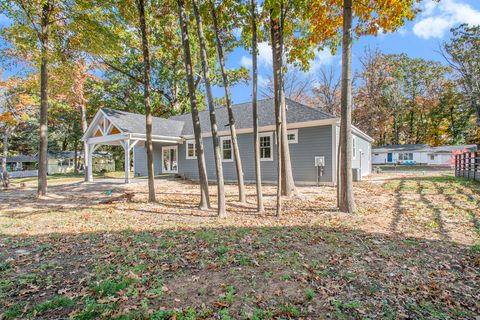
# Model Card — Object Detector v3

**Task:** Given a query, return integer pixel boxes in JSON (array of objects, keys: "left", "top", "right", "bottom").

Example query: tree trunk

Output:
[
  {"left": 339, "top": 0, "right": 356, "bottom": 213},
  {"left": 271, "top": 3, "right": 296, "bottom": 197},
  {"left": 136, "top": 0, "right": 156, "bottom": 202},
  {"left": 251, "top": 0, "right": 264, "bottom": 212},
  {"left": 80, "top": 103, "right": 88, "bottom": 179},
  {"left": 177, "top": 0, "right": 210, "bottom": 209},
  {"left": 192, "top": 0, "right": 226, "bottom": 217},
  {"left": 210, "top": 0, "right": 246, "bottom": 203},
  {"left": 2, "top": 132, "right": 9, "bottom": 188},
  {"left": 271, "top": 11, "right": 282, "bottom": 216},
  {"left": 74, "top": 137, "right": 78, "bottom": 174},
  {"left": 336, "top": 126, "right": 341, "bottom": 208},
  {"left": 393, "top": 113, "right": 398, "bottom": 145},
  {"left": 37, "top": 1, "right": 51, "bottom": 197}
]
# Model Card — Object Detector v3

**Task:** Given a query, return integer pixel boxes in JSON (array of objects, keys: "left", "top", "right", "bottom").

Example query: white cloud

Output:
[
  {"left": 413, "top": 0, "right": 480, "bottom": 39},
  {"left": 309, "top": 49, "right": 335, "bottom": 74},
  {"left": 240, "top": 56, "right": 252, "bottom": 68},
  {"left": 258, "top": 42, "right": 273, "bottom": 66},
  {"left": 258, "top": 75, "right": 269, "bottom": 88}
]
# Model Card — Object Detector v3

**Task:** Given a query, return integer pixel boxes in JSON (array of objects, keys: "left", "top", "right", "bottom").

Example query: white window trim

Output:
[
  {"left": 352, "top": 136, "right": 357, "bottom": 160},
  {"left": 287, "top": 129, "right": 298, "bottom": 144},
  {"left": 185, "top": 140, "right": 196, "bottom": 159},
  {"left": 220, "top": 136, "right": 233, "bottom": 162},
  {"left": 259, "top": 132, "right": 273, "bottom": 162}
]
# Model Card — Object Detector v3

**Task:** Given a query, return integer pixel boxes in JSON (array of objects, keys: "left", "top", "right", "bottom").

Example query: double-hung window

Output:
[
  {"left": 186, "top": 140, "right": 196, "bottom": 159},
  {"left": 259, "top": 132, "right": 273, "bottom": 161},
  {"left": 398, "top": 153, "right": 413, "bottom": 161},
  {"left": 221, "top": 137, "right": 233, "bottom": 161}
]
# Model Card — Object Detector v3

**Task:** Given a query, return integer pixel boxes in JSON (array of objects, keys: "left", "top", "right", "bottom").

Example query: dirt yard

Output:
[{"left": 0, "top": 172, "right": 479, "bottom": 319}]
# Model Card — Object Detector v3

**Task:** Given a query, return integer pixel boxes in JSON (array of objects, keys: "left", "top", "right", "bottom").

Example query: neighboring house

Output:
[
  {"left": 4, "top": 152, "right": 115, "bottom": 178},
  {"left": 82, "top": 98, "right": 373, "bottom": 185},
  {"left": 47, "top": 151, "right": 115, "bottom": 174},
  {"left": 6, "top": 155, "right": 38, "bottom": 178},
  {"left": 372, "top": 144, "right": 478, "bottom": 166}
]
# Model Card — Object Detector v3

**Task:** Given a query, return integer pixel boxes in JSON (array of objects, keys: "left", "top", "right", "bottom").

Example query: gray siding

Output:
[
  {"left": 334, "top": 125, "right": 372, "bottom": 178},
  {"left": 352, "top": 132, "right": 372, "bottom": 176},
  {"left": 133, "top": 141, "right": 176, "bottom": 176},
  {"left": 132, "top": 124, "right": 372, "bottom": 184},
  {"left": 134, "top": 125, "right": 335, "bottom": 184}
]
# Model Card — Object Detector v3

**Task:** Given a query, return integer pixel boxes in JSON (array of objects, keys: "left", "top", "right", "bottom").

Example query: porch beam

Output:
[
  {"left": 124, "top": 139, "right": 131, "bottom": 184},
  {"left": 87, "top": 143, "right": 95, "bottom": 182}
]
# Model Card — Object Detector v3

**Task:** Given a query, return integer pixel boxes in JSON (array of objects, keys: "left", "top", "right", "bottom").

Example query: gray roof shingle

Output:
[
  {"left": 102, "top": 108, "right": 185, "bottom": 137},
  {"left": 7, "top": 155, "right": 38, "bottom": 162},
  {"left": 170, "top": 98, "right": 335, "bottom": 136}
]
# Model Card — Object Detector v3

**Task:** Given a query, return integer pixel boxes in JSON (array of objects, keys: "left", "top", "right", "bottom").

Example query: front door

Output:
[
  {"left": 387, "top": 153, "right": 393, "bottom": 163},
  {"left": 162, "top": 146, "right": 178, "bottom": 174}
]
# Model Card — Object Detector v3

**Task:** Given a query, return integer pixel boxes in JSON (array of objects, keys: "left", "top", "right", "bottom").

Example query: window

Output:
[
  {"left": 287, "top": 129, "right": 298, "bottom": 144},
  {"left": 429, "top": 154, "right": 435, "bottom": 161},
  {"left": 398, "top": 153, "right": 413, "bottom": 161},
  {"left": 352, "top": 136, "right": 357, "bottom": 159},
  {"left": 259, "top": 132, "right": 273, "bottom": 161},
  {"left": 186, "top": 140, "right": 196, "bottom": 159},
  {"left": 221, "top": 137, "right": 233, "bottom": 161}
]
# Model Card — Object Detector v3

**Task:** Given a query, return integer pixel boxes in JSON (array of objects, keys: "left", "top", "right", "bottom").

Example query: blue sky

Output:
[
  {"left": 1, "top": 0, "right": 479, "bottom": 105},
  {"left": 217, "top": 0, "right": 480, "bottom": 104}
]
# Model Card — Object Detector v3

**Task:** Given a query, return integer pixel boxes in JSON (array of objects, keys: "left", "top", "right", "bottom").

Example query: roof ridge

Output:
[{"left": 102, "top": 107, "right": 185, "bottom": 124}]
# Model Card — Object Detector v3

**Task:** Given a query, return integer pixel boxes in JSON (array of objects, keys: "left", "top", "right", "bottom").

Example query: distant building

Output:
[
  {"left": 47, "top": 151, "right": 115, "bottom": 174},
  {"left": 5, "top": 151, "right": 115, "bottom": 178},
  {"left": 6, "top": 155, "right": 38, "bottom": 178},
  {"left": 372, "top": 144, "right": 477, "bottom": 166}
]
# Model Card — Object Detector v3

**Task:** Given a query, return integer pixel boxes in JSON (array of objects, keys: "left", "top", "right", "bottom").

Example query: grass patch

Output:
[
  {"left": 30, "top": 296, "right": 74, "bottom": 317},
  {"left": 3, "top": 303, "right": 25, "bottom": 320}
]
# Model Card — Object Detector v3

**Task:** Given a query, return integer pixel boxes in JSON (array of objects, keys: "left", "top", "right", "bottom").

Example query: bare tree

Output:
[
  {"left": 312, "top": 66, "right": 341, "bottom": 116},
  {"left": 261, "top": 66, "right": 313, "bottom": 105}
]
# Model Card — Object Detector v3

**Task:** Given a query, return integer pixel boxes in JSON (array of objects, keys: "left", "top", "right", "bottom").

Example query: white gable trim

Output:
[{"left": 81, "top": 109, "right": 124, "bottom": 142}]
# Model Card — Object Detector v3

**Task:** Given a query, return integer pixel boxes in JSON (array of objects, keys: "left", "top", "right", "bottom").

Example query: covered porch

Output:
[{"left": 82, "top": 109, "right": 183, "bottom": 183}]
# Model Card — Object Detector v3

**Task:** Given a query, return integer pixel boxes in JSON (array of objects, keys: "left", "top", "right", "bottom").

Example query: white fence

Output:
[{"left": 8, "top": 170, "right": 38, "bottom": 178}]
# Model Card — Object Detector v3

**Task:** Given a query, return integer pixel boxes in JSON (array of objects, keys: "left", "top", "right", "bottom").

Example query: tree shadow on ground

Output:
[{"left": 0, "top": 225, "right": 478, "bottom": 319}]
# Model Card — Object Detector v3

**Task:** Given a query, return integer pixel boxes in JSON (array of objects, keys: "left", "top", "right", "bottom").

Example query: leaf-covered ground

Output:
[{"left": 0, "top": 172, "right": 479, "bottom": 319}]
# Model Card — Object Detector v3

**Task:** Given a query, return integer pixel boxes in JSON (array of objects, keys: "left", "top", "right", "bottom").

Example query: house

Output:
[
  {"left": 6, "top": 155, "right": 38, "bottom": 178},
  {"left": 81, "top": 98, "right": 373, "bottom": 185},
  {"left": 47, "top": 151, "right": 115, "bottom": 174},
  {"left": 372, "top": 144, "right": 478, "bottom": 166},
  {"left": 4, "top": 152, "right": 115, "bottom": 178}
]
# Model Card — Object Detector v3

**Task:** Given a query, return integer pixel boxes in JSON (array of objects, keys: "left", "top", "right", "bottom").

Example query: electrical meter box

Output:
[{"left": 315, "top": 156, "right": 325, "bottom": 167}]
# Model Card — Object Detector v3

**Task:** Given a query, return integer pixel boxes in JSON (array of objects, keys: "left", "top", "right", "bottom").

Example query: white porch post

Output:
[
  {"left": 124, "top": 139, "right": 131, "bottom": 184},
  {"left": 87, "top": 143, "right": 95, "bottom": 182}
]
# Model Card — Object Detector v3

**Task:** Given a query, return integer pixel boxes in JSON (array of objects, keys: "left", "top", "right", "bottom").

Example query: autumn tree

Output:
[
  {"left": 209, "top": 0, "right": 246, "bottom": 203},
  {"left": 250, "top": 0, "right": 264, "bottom": 212},
  {"left": 136, "top": 0, "right": 156, "bottom": 202},
  {"left": 177, "top": 0, "right": 210, "bottom": 210},
  {"left": 442, "top": 24, "right": 480, "bottom": 128},
  {"left": 307, "top": 0, "right": 421, "bottom": 213},
  {"left": 0, "top": 77, "right": 33, "bottom": 187},
  {"left": 192, "top": 0, "right": 226, "bottom": 217}
]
